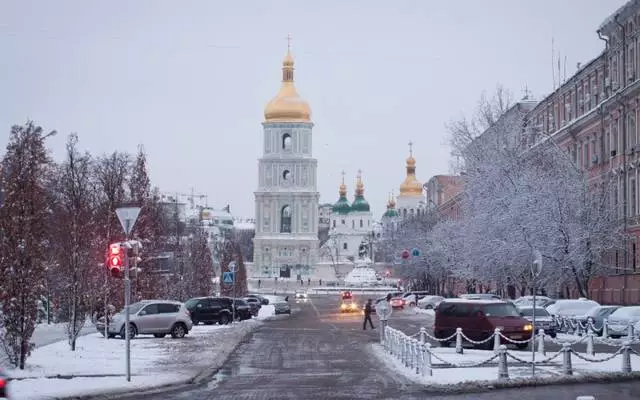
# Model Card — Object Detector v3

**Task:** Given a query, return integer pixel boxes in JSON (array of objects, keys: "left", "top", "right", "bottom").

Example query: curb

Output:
[
  {"left": 59, "top": 320, "right": 264, "bottom": 400},
  {"left": 368, "top": 343, "right": 640, "bottom": 395}
]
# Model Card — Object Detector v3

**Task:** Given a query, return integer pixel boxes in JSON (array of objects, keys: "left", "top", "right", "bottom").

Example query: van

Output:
[{"left": 434, "top": 299, "right": 533, "bottom": 349}]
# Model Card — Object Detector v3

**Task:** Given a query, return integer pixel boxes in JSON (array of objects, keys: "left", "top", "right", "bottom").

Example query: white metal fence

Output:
[{"left": 382, "top": 325, "right": 639, "bottom": 379}]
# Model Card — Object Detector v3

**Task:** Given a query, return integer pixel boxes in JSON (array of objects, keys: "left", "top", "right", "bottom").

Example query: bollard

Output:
[
  {"left": 586, "top": 331, "right": 595, "bottom": 356},
  {"left": 409, "top": 339, "right": 416, "bottom": 370},
  {"left": 420, "top": 327, "right": 427, "bottom": 344},
  {"left": 401, "top": 336, "right": 407, "bottom": 365},
  {"left": 455, "top": 328, "right": 464, "bottom": 354},
  {"left": 493, "top": 328, "right": 501, "bottom": 352},
  {"left": 404, "top": 337, "right": 410, "bottom": 367},
  {"left": 422, "top": 343, "right": 432, "bottom": 377},
  {"left": 537, "top": 328, "right": 546, "bottom": 356},
  {"left": 627, "top": 323, "right": 635, "bottom": 340},
  {"left": 497, "top": 345, "right": 509, "bottom": 379},
  {"left": 603, "top": 318, "right": 609, "bottom": 338},
  {"left": 622, "top": 340, "right": 632, "bottom": 373},
  {"left": 413, "top": 339, "right": 420, "bottom": 374},
  {"left": 389, "top": 329, "right": 395, "bottom": 355},
  {"left": 562, "top": 343, "right": 573, "bottom": 376}
]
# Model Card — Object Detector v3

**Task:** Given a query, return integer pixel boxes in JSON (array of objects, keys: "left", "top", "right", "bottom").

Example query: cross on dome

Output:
[
  {"left": 341, "top": 169, "right": 346, "bottom": 184},
  {"left": 408, "top": 141, "right": 413, "bottom": 157},
  {"left": 286, "top": 33, "right": 292, "bottom": 53}
]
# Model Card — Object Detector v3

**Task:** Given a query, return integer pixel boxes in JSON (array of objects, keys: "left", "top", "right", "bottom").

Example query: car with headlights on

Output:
[
  {"left": 517, "top": 306, "right": 557, "bottom": 338},
  {"left": 294, "top": 290, "right": 308, "bottom": 302},
  {"left": 340, "top": 301, "right": 360, "bottom": 313}
]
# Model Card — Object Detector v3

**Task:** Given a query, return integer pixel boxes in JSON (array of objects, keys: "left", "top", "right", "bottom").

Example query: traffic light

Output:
[{"left": 107, "top": 243, "right": 124, "bottom": 278}]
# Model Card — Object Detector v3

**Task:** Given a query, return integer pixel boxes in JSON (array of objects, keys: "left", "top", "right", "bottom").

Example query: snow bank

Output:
[
  {"left": 7, "top": 320, "right": 262, "bottom": 399},
  {"left": 256, "top": 305, "right": 275, "bottom": 320},
  {"left": 369, "top": 343, "right": 640, "bottom": 393}
]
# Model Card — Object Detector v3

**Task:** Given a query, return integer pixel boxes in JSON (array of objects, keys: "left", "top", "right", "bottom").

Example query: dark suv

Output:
[{"left": 185, "top": 297, "right": 234, "bottom": 325}]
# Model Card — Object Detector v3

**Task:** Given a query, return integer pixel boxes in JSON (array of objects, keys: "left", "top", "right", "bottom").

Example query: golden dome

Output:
[
  {"left": 264, "top": 44, "right": 311, "bottom": 123},
  {"left": 399, "top": 141, "right": 423, "bottom": 197},
  {"left": 339, "top": 171, "right": 347, "bottom": 196},
  {"left": 355, "top": 170, "right": 365, "bottom": 196},
  {"left": 387, "top": 191, "right": 397, "bottom": 208}
]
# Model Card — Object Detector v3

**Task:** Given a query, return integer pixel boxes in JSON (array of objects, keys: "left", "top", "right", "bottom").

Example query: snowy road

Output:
[{"left": 125, "top": 296, "right": 640, "bottom": 399}]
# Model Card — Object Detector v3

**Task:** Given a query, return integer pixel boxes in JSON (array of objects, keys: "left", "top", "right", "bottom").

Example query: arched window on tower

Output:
[
  {"left": 282, "top": 133, "right": 292, "bottom": 151},
  {"left": 280, "top": 205, "right": 292, "bottom": 233}
]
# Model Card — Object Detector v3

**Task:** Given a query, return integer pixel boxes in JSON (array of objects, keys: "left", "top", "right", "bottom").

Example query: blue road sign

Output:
[
  {"left": 223, "top": 271, "right": 235, "bottom": 284},
  {"left": 411, "top": 248, "right": 420, "bottom": 257}
]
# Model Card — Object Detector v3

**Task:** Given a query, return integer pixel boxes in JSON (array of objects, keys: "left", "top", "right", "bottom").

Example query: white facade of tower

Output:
[{"left": 253, "top": 123, "right": 320, "bottom": 279}]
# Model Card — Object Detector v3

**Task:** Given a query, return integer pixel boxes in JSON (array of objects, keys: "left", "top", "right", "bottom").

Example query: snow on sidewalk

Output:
[
  {"left": 370, "top": 343, "right": 640, "bottom": 388},
  {"left": 7, "top": 319, "right": 263, "bottom": 400}
]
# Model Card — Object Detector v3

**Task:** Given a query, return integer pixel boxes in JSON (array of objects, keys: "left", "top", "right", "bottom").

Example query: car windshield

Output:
[
  {"left": 519, "top": 308, "right": 549, "bottom": 317},
  {"left": 483, "top": 303, "right": 520, "bottom": 317},
  {"left": 234, "top": 299, "right": 247, "bottom": 306},
  {"left": 185, "top": 299, "right": 200, "bottom": 308},
  {"left": 610, "top": 307, "right": 640, "bottom": 319}
]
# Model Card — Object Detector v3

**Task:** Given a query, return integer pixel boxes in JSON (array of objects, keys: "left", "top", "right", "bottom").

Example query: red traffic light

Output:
[
  {"left": 107, "top": 243, "right": 124, "bottom": 278},
  {"left": 401, "top": 249, "right": 410, "bottom": 259}
]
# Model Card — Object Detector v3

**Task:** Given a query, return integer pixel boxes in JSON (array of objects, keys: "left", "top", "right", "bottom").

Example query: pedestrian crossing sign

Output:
[{"left": 223, "top": 271, "right": 234, "bottom": 284}]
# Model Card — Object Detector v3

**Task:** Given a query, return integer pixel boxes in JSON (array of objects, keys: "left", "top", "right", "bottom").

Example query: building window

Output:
[
  {"left": 341, "top": 219, "right": 345, "bottom": 225},
  {"left": 332, "top": 220, "right": 336, "bottom": 228},
  {"left": 360, "top": 219, "right": 363, "bottom": 228},
  {"left": 343, "top": 243, "right": 348, "bottom": 250},
  {"left": 280, "top": 205, "right": 292, "bottom": 233},
  {"left": 282, "top": 133, "right": 292, "bottom": 150},
  {"left": 352, "top": 220, "right": 355, "bottom": 229},
  {"left": 282, "top": 169, "right": 291, "bottom": 181}
]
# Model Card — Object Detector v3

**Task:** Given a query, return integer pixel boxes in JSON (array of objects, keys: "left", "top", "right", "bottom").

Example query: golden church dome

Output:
[
  {"left": 264, "top": 44, "right": 311, "bottom": 123},
  {"left": 399, "top": 142, "right": 423, "bottom": 197}
]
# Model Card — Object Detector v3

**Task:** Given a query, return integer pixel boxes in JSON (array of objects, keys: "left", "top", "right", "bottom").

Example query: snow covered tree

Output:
[
  {"left": 219, "top": 239, "right": 248, "bottom": 298},
  {"left": 50, "top": 134, "right": 97, "bottom": 350},
  {"left": 0, "top": 122, "right": 54, "bottom": 368},
  {"left": 182, "top": 228, "right": 214, "bottom": 299},
  {"left": 94, "top": 152, "right": 130, "bottom": 311}
]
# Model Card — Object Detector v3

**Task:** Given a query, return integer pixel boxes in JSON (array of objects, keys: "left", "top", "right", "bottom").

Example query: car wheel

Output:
[
  {"left": 409, "top": 302, "right": 416, "bottom": 307},
  {"left": 153, "top": 333, "right": 166, "bottom": 338},
  {"left": 219, "top": 314, "right": 230, "bottom": 325},
  {"left": 170, "top": 323, "right": 187, "bottom": 338},
  {"left": 120, "top": 323, "right": 137, "bottom": 339},
  {"left": 425, "top": 305, "right": 433, "bottom": 310}
]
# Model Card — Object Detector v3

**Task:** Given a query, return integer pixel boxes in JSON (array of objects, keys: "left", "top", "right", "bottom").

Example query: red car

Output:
[
  {"left": 341, "top": 291, "right": 352, "bottom": 300},
  {"left": 0, "top": 367, "right": 8, "bottom": 399}
]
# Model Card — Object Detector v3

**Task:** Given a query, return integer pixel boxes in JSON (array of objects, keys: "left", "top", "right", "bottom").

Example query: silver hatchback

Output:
[{"left": 107, "top": 300, "right": 193, "bottom": 339}]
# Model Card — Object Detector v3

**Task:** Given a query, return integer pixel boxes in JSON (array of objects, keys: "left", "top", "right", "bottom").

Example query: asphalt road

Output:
[{"left": 129, "top": 295, "right": 640, "bottom": 399}]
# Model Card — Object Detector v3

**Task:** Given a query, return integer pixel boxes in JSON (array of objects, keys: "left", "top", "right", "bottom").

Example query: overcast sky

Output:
[{"left": 0, "top": 0, "right": 627, "bottom": 218}]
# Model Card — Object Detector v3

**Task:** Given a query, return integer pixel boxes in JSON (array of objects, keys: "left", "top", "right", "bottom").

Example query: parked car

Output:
[
  {"left": 459, "top": 293, "right": 502, "bottom": 300},
  {"left": 107, "top": 300, "right": 192, "bottom": 339},
  {"left": 263, "top": 295, "right": 291, "bottom": 315},
  {"left": 546, "top": 299, "right": 600, "bottom": 319},
  {"left": 185, "top": 297, "right": 234, "bottom": 325},
  {"left": 514, "top": 296, "right": 553, "bottom": 308},
  {"left": 247, "top": 294, "right": 269, "bottom": 305},
  {"left": 517, "top": 306, "right": 557, "bottom": 338},
  {"left": 606, "top": 306, "right": 640, "bottom": 338},
  {"left": 402, "top": 291, "right": 430, "bottom": 306},
  {"left": 418, "top": 295, "right": 444, "bottom": 310},
  {"left": 576, "top": 305, "right": 620, "bottom": 336},
  {"left": 434, "top": 299, "right": 533, "bottom": 349},
  {"left": 233, "top": 299, "right": 253, "bottom": 321},
  {"left": 388, "top": 293, "right": 406, "bottom": 309},
  {"left": 243, "top": 297, "right": 262, "bottom": 316}
]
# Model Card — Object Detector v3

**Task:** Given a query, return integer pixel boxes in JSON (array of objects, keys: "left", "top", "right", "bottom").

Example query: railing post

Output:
[
  {"left": 493, "top": 328, "right": 501, "bottom": 352},
  {"left": 455, "top": 327, "right": 463, "bottom": 354},
  {"left": 420, "top": 327, "right": 427, "bottom": 344},
  {"left": 409, "top": 339, "right": 415, "bottom": 370},
  {"left": 413, "top": 339, "right": 420, "bottom": 374},
  {"left": 497, "top": 345, "right": 508, "bottom": 380},
  {"left": 422, "top": 342, "right": 432, "bottom": 377},
  {"left": 627, "top": 323, "right": 635, "bottom": 340},
  {"left": 622, "top": 340, "right": 632, "bottom": 373},
  {"left": 603, "top": 318, "right": 609, "bottom": 338},
  {"left": 537, "top": 328, "right": 545, "bottom": 356},
  {"left": 562, "top": 343, "right": 573, "bottom": 376},
  {"left": 586, "top": 331, "right": 595, "bottom": 356},
  {"left": 401, "top": 336, "right": 407, "bottom": 365}
]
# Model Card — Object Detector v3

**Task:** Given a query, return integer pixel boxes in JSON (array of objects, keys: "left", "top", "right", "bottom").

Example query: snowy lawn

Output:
[
  {"left": 370, "top": 343, "right": 640, "bottom": 390},
  {"left": 7, "top": 318, "right": 264, "bottom": 400},
  {"left": 412, "top": 308, "right": 435, "bottom": 317}
]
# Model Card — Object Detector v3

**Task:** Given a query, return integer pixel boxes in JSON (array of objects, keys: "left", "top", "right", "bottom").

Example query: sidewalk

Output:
[{"left": 6, "top": 307, "right": 276, "bottom": 399}]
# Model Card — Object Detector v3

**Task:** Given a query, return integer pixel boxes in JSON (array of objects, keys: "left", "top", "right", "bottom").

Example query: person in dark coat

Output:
[{"left": 363, "top": 299, "right": 375, "bottom": 330}]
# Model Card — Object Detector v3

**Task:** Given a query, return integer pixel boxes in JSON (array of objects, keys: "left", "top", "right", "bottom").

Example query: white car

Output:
[
  {"left": 417, "top": 295, "right": 444, "bottom": 310},
  {"left": 607, "top": 306, "right": 640, "bottom": 338}
]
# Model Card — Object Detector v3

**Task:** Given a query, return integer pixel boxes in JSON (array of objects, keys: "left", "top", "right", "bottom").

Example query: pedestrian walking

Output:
[
  {"left": 258, "top": 279, "right": 262, "bottom": 288},
  {"left": 307, "top": 278, "right": 311, "bottom": 285},
  {"left": 363, "top": 299, "right": 375, "bottom": 330}
]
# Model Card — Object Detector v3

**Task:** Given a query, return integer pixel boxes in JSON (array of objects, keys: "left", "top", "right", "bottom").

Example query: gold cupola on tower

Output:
[
  {"left": 264, "top": 35, "right": 312, "bottom": 123},
  {"left": 399, "top": 141, "right": 423, "bottom": 196}
]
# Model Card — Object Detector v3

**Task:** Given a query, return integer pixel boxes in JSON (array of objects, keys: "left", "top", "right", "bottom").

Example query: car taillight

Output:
[{"left": 185, "top": 310, "right": 191, "bottom": 317}]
